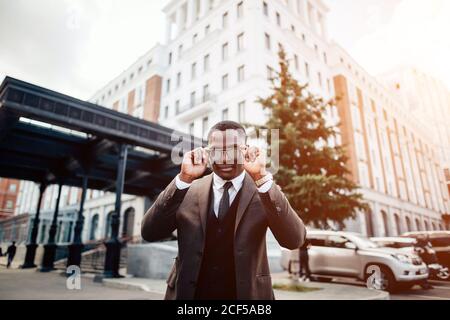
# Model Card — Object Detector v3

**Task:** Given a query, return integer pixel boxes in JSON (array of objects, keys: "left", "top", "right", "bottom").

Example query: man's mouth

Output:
[{"left": 216, "top": 165, "right": 234, "bottom": 172}]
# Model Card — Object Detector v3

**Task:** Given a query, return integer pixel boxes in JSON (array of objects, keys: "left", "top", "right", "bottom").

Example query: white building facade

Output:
[{"left": 12, "top": 0, "right": 450, "bottom": 244}]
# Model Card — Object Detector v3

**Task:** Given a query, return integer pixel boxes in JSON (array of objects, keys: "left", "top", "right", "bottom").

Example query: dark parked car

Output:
[{"left": 402, "top": 231, "right": 450, "bottom": 268}]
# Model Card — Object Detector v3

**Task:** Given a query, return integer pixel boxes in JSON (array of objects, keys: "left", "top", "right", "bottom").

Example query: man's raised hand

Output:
[{"left": 179, "top": 147, "right": 209, "bottom": 184}]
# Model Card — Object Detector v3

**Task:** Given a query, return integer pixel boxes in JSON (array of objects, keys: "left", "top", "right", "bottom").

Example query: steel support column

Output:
[
  {"left": 104, "top": 144, "right": 128, "bottom": 278},
  {"left": 67, "top": 176, "right": 88, "bottom": 268},
  {"left": 22, "top": 183, "right": 47, "bottom": 269},
  {"left": 41, "top": 183, "right": 63, "bottom": 272}
]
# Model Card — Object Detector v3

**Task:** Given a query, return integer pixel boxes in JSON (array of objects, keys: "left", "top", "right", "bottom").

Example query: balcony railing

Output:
[{"left": 176, "top": 94, "right": 217, "bottom": 115}]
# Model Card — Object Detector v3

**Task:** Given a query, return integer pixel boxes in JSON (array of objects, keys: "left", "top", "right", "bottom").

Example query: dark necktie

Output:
[{"left": 218, "top": 182, "right": 233, "bottom": 223}]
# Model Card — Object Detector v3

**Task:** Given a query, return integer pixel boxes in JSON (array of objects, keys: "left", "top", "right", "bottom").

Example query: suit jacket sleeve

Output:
[
  {"left": 141, "top": 178, "right": 188, "bottom": 242},
  {"left": 259, "top": 183, "right": 306, "bottom": 250}
]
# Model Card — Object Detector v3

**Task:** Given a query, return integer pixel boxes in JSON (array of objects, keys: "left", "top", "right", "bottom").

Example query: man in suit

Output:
[{"left": 141, "top": 121, "right": 306, "bottom": 300}]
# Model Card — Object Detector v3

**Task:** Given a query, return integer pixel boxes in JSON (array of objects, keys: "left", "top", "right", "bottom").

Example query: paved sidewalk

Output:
[
  {"left": 0, "top": 268, "right": 163, "bottom": 300},
  {"left": 0, "top": 266, "right": 388, "bottom": 300},
  {"left": 102, "top": 272, "right": 390, "bottom": 300}
]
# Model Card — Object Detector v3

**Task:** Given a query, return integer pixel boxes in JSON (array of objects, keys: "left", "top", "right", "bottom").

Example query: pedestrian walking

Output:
[
  {"left": 299, "top": 238, "right": 311, "bottom": 281},
  {"left": 6, "top": 241, "right": 17, "bottom": 268}
]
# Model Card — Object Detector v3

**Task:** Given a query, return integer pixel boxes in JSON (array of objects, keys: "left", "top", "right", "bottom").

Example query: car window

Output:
[
  {"left": 430, "top": 237, "right": 450, "bottom": 247},
  {"left": 326, "top": 235, "right": 349, "bottom": 248},
  {"left": 308, "top": 235, "right": 327, "bottom": 247}
]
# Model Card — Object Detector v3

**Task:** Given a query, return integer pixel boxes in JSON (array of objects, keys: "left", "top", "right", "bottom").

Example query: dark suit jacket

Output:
[{"left": 141, "top": 172, "right": 306, "bottom": 300}]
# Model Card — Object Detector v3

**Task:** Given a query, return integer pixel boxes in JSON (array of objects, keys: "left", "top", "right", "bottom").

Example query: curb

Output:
[
  {"left": 101, "top": 277, "right": 390, "bottom": 300},
  {"left": 102, "top": 278, "right": 165, "bottom": 295},
  {"left": 272, "top": 278, "right": 390, "bottom": 300}
]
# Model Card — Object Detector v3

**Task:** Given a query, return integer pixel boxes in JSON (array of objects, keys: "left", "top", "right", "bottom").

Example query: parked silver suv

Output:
[{"left": 281, "top": 230, "right": 428, "bottom": 292}]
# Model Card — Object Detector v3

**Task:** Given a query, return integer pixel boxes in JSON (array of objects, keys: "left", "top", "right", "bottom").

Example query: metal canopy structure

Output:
[
  {"left": 0, "top": 76, "right": 204, "bottom": 197},
  {"left": 0, "top": 76, "right": 205, "bottom": 275}
]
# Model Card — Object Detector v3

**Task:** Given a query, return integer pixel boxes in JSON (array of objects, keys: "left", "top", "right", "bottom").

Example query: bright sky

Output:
[{"left": 0, "top": 0, "right": 449, "bottom": 100}]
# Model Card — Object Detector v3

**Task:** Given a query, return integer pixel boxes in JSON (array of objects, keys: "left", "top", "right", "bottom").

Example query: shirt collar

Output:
[{"left": 213, "top": 170, "right": 245, "bottom": 191}]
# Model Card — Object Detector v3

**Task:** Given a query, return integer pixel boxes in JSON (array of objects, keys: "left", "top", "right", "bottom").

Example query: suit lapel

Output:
[
  {"left": 197, "top": 173, "right": 213, "bottom": 236},
  {"left": 234, "top": 173, "right": 257, "bottom": 234}
]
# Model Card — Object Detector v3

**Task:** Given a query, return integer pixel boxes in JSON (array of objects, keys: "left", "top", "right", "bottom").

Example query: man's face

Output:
[{"left": 208, "top": 129, "right": 247, "bottom": 180}]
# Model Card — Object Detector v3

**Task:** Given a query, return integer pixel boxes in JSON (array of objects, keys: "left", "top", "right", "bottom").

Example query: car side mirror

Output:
[{"left": 344, "top": 242, "right": 357, "bottom": 250}]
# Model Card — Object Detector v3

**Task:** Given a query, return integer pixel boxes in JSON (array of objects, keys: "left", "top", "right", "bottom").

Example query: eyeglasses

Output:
[{"left": 205, "top": 145, "right": 246, "bottom": 162}]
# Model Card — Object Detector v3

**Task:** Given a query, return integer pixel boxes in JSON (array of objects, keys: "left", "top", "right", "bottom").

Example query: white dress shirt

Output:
[{"left": 175, "top": 171, "right": 273, "bottom": 218}]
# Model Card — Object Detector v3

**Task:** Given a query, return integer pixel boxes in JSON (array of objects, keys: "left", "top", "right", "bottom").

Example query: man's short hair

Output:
[{"left": 207, "top": 121, "right": 247, "bottom": 143}]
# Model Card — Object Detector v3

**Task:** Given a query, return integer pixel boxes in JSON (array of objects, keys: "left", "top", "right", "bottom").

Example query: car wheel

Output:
[{"left": 365, "top": 264, "right": 398, "bottom": 293}]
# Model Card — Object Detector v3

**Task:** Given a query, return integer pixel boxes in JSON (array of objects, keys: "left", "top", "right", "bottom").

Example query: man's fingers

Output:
[
  {"left": 247, "top": 146, "right": 259, "bottom": 162},
  {"left": 192, "top": 148, "right": 207, "bottom": 165}
]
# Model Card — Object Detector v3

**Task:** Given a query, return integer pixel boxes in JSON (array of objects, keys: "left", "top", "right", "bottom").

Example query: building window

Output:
[
  {"left": 276, "top": 12, "right": 281, "bottom": 26},
  {"left": 177, "top": 72, "right": 182, "bottom": 88},
  {"left": 136, "top": 84, "right": 145, "bottom": 106},
  {"left": 203, "top": 84, "right": 210, "bottom": 102},
  {"left": 168, "top": 52, "right": 172, "bottom": 65},
  {"left": 237, "top": 32, "right": 244, "bottom": 52},
  {"left": 305, "top": 62, "right": 310, "bottom": 78},
  {"left": 190, "top": 91, "right": 196, "bottom": 108},
  {"left": 191, "top": 63, "right": 197, "bottom": 79},
  {"left": 238, "top": 65, "right": 245, "bottom": 82},
  {"left": 323, "top": 52, "right": 328, "bottom": 65},
  {"left": 294, "top": 54, "right": 299, "bottom": 70},
  {"left": 222, "top": 74, "right": 229, "bottom": 90},
  {"left": 119, "top": 96, "right": 127, "bottom": 113},
  {"left": 189, "top": 122, "right": 195, "bottom": 135},
  {"left": 265, "top": 33, "right": 271, "bottom": 50},
  {"left": 202, "top": 117, "right": 209, "bottom": 138},
  {"left": 205, "top": 24, "right": 210, "bottom": 35},
  {"left": 193, "top": 33, "right": 198, "bottom": 44},
  {"left": 222, "top": 12, "right": 228, "bottom": 28},
  {"left": 318, "top": 72, "right": 322, "bottom": 87},
  {"left": 291, "top": 25, "right": 295, "bottom": 32},
  {"left": 263, "top": 2, "right": 268, "bottom": 16},
  {"left": 278, "top": 42, "right": 283, "bottom": 53},
  {"left": 267, "top": 66, "right": 273, "bottom": 80},
  {"left": 166, "top": 79, "right": 171, "bottom": 93},
  {"left": 6, "top": 200, "right": 13, "bottom": 209},
  {"left": 222, "top": 42, "right": 229, "bottom": 61},
  {"left": 237, "top": 2, "right": 243, "bottom": 18},
  {"left": 222, "top": 108, "right": 229, "bottom": 121},
  {"left": 9, "top": 184, "right": 17, "bottom": 193},
  {"left": 204, "top": 54, "right": 210, "bottom": 72},
  {"left": 175, "top": 100, "right": 180, "bottom": 114},
  {"left": 238, "top": 101, "right": 246, "bottom": 122},
  {"left": 164, "top": 106, "right": 169, "bottom": 119}
]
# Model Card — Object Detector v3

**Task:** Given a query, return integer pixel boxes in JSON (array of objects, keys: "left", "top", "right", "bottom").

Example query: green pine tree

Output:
[{"left": 257, "top": 48, "right": 370, "bottom": 230}]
